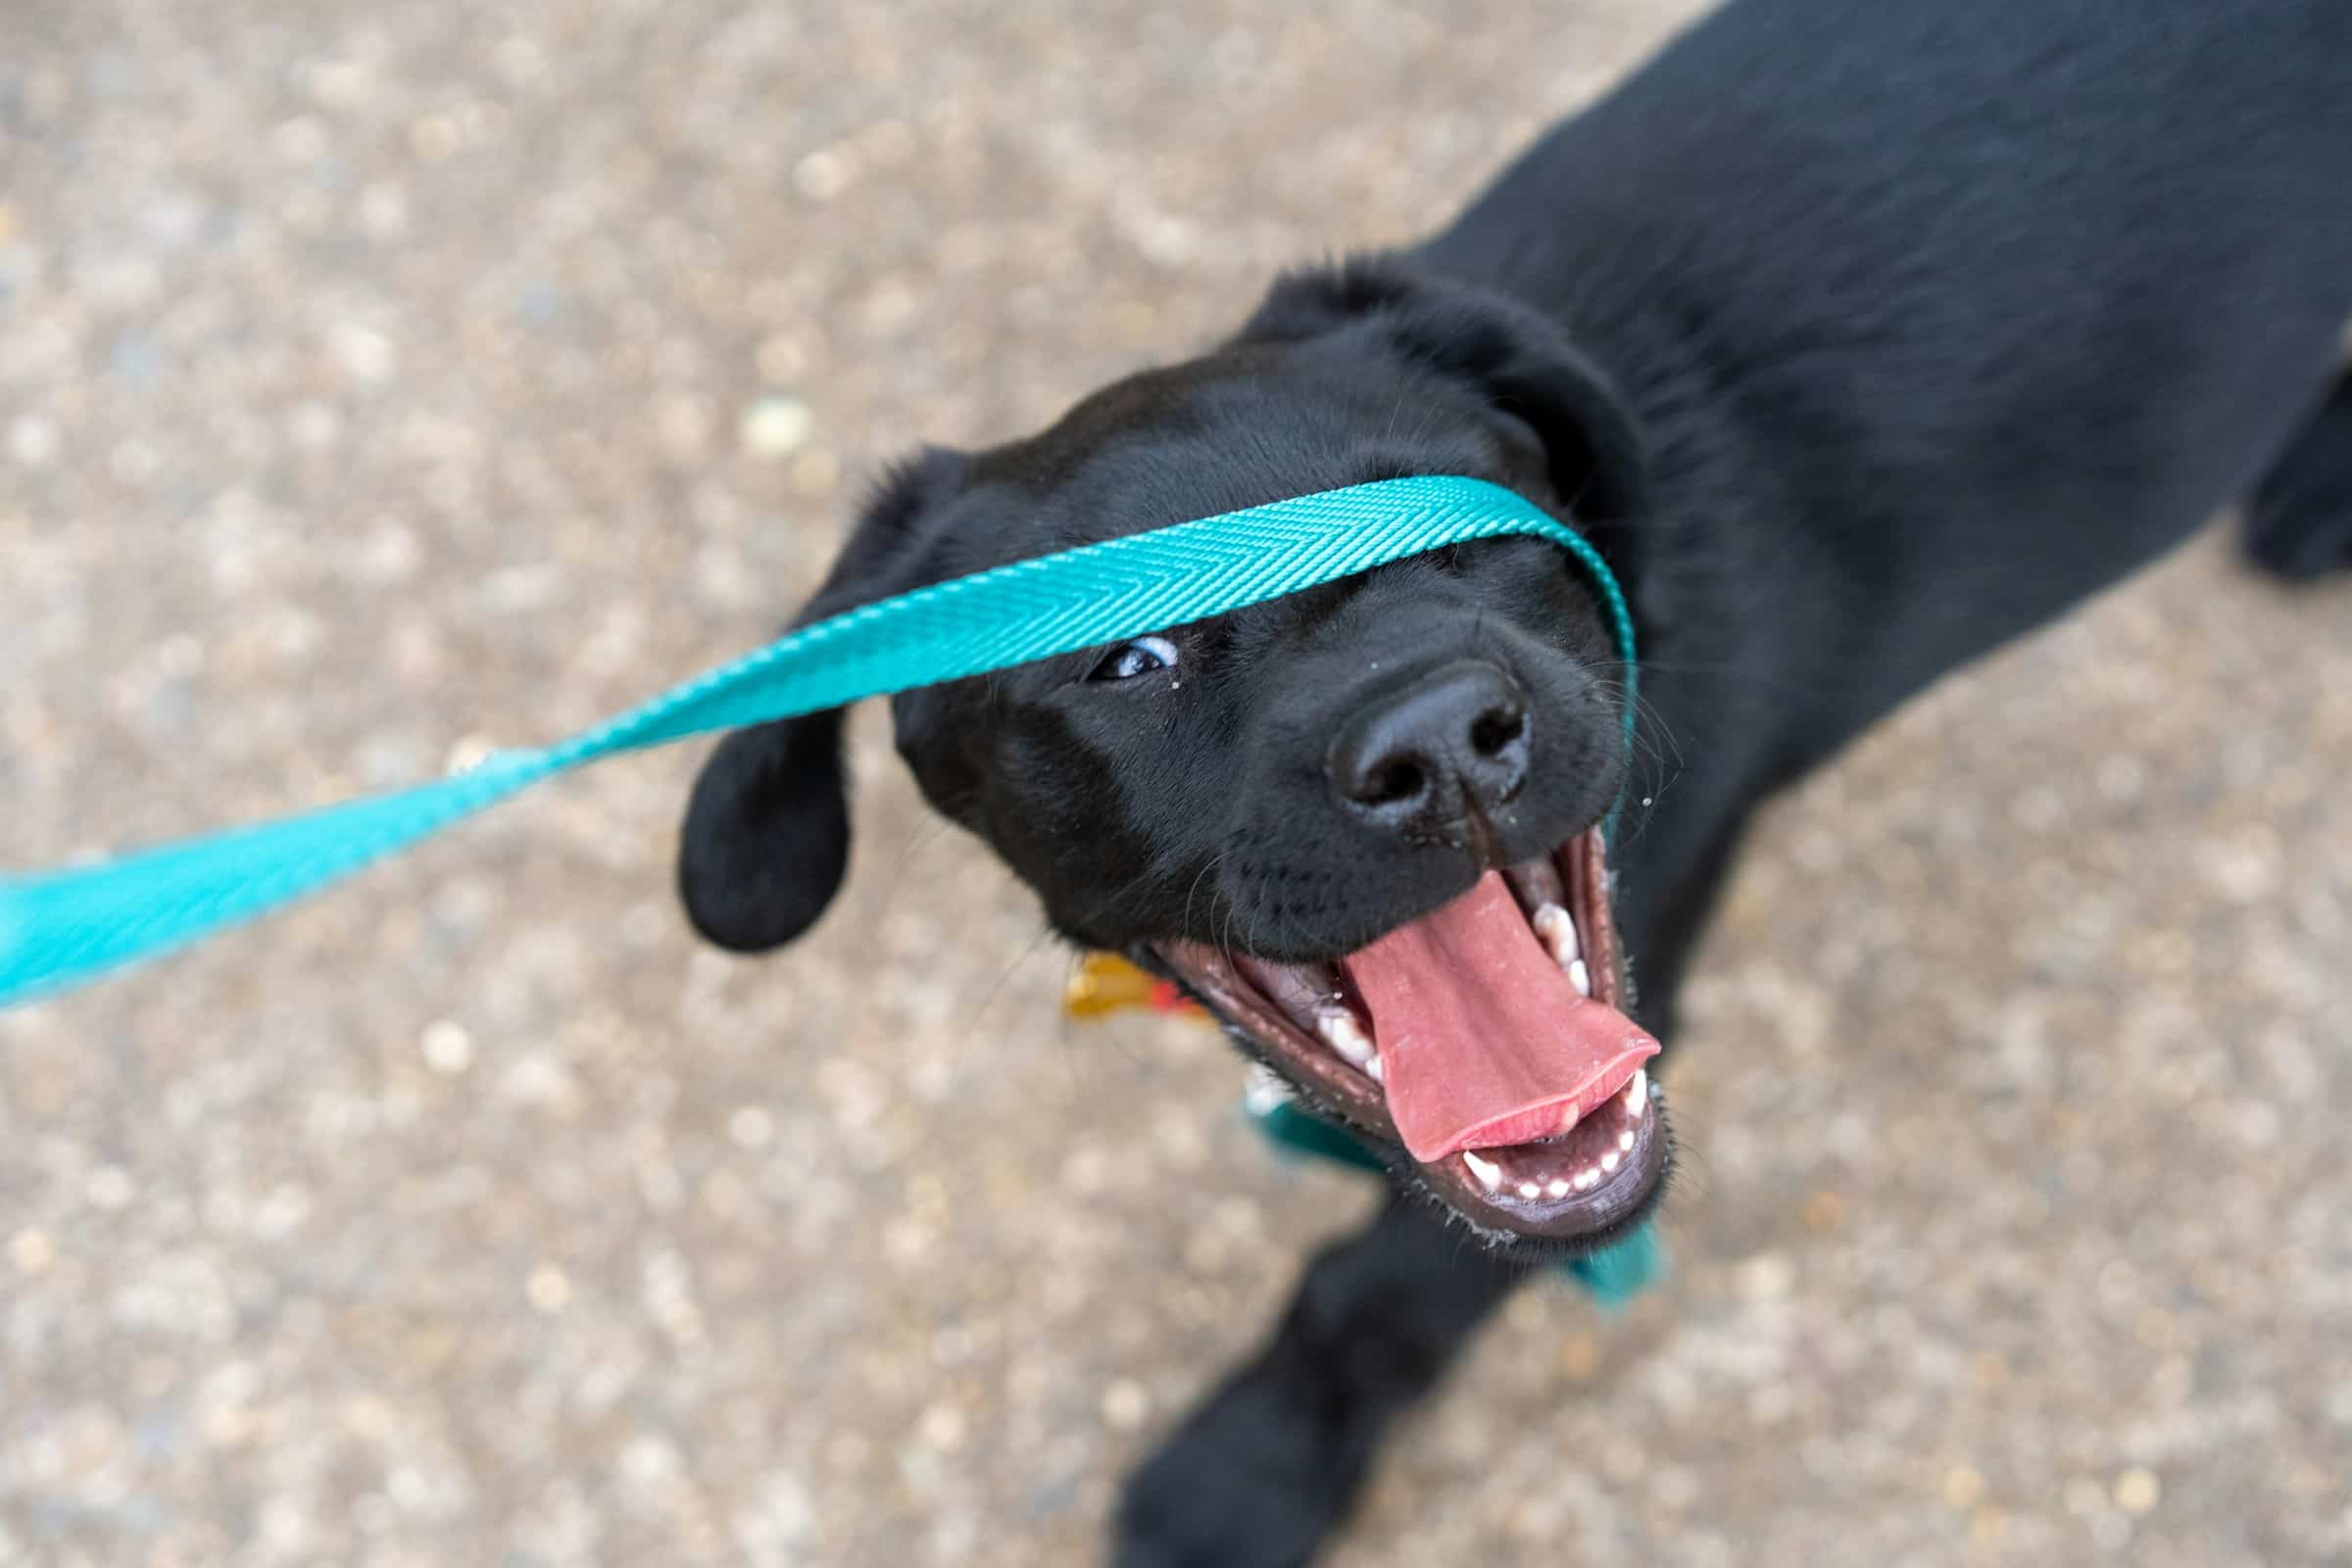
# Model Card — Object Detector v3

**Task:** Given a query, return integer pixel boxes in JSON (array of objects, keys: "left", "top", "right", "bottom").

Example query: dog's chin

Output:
[{"left": 1150, "top": 827, "right": 1671, "bottom": 1258}]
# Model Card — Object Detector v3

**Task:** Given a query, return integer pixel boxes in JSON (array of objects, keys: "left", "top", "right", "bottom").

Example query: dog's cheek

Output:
[
  {"left": 1219, "top": 724, "right": 1405, "bottom": 954},
  {"left": 974, "top": 713, "right": 1167, "bottom": 936},
  {"left": 1518, "top": 655, "right": 1629, "bottom": 826},
  {"left": 892, "top": 684, "right": 994, "bottom": 829}
]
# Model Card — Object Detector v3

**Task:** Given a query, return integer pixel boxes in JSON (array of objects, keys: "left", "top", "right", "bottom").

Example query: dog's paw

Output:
[{"left": 1110, "top": 1366, "right": 1367, "bottom": 1568}]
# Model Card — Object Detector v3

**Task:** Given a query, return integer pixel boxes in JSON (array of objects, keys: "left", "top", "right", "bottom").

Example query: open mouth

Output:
[{"left": 1154, "top": 827, "right": 1666, "bottom": 1249}]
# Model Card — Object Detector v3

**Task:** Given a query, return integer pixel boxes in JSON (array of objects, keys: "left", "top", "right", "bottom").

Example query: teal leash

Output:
[
  {"left": 0, "top": 468, "right": 1660, "bottom": 1301},
  {"left": 0, "top": 475, "right": 1637, "bottom": 1007}
]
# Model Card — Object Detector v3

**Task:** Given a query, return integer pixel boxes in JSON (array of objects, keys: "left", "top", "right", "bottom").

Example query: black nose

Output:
[{"left": 1328, "top": 661, "right": 1532, "bottom": 835}]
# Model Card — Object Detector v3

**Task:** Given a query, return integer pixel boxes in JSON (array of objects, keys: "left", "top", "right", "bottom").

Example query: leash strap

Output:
[{"left": 0, "top": 474, "right": 1638, "bottom": 1008}]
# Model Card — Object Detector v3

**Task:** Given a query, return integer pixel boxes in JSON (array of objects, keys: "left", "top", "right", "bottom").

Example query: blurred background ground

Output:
[{"left": 3, "top": 0, "right": 2349, "bottom": 1563}]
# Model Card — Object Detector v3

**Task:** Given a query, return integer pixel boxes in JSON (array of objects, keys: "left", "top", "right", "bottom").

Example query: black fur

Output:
[
  {"left": 2246, "top": 372, "right": 2352, "bottom": 581},
  {"left": 677, "top": 0, "right": 2352, "bottom": 1560},
  {"left": 678, "top": 446, "right": 966, "bottom": 950}
]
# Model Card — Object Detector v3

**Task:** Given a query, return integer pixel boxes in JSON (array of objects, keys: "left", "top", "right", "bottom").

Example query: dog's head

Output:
[{"left": 679, "top": 261, "right": 1669, "bottom": 1257}]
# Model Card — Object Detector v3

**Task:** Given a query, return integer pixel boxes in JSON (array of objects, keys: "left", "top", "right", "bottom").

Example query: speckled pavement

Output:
[{"left": 4, "top": 2, "right": 2349, "bottom": 1564}]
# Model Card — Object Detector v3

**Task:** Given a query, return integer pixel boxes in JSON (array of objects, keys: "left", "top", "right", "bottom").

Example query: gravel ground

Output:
[{"left": 4, "top": 1, "right": 2349, "bottom": 1564}]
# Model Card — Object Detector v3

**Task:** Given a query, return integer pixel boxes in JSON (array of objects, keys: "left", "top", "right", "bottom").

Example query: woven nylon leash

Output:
[
  {"left": 0, "top": 470, "right": 1659, "bottom": 1298},
  {"left": 0, "top": 475, "right": 1637, "bottom": 1007}
]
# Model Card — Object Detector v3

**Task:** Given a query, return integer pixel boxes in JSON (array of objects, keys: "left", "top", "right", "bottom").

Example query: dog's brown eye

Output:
[{"left": 1089, "top": 635, "right": 1179, "bottom": 682}]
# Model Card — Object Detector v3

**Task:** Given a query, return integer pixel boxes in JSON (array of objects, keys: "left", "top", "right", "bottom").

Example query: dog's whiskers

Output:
[{"left": 1179, "top": 852, "right": 1228, "bottom": 942}]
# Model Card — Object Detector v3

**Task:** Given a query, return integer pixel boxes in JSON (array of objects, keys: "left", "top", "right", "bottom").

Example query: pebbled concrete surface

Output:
[{"left": 2, "top": 1, "right": 2348, "bottom": 1564}]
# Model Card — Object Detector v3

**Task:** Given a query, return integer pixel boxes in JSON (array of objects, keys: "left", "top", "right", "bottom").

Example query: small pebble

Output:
[
  {"left": 917, "top": 1402, "right": 967, "bottom": 1451},
  {"left": 738, "top": 396, "right": 813, "bottom": 458},
  {"left": 1736, "top": 1250, "right": 1795, "bottom": 1300},
  {"left": 793, "top": 147, "right": 860, "bottom": 201},
  {"left": 443, "top": 735, "right": 499, "bottom": 775},
  {"left": 7, "top": 415, "right": 60, "bottom": 468},
  {"left": 525, "top": 1265, "right": 571, "bottom": 1313},
  {"left": 9, "top": 1229, "right": 55, "bottom": 1274},
  {"left": 420, "top": 1019, "right": 475, "bottom": 1074},
  {"left": 84, "top": 1166, "right": 135, "bottom": 1209},
  {"left": 727, "top": 1105, "right": 776, "bottom": 1150},
  {"left": 755, "top": 335, "right": 808, "bottom": 381},
  {"left": 1100, "top": 1379, "right": 1151, "bottom": 1431}
]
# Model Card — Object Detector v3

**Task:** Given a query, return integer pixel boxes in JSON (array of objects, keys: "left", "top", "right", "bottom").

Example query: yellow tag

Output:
[
  {"left": 1063, "top": 952, "right": 1159, "bottom": 1017},
  {"left": 1063, "top": 951, "right": 1206, "bottom": 1022}
]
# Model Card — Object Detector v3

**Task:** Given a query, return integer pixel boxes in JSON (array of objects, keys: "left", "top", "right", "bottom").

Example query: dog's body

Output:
[{"left": 679, "top": 0, "right": 2352, "bottom": 1561}]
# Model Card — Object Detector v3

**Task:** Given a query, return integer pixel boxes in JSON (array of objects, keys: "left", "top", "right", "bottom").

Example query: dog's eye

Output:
[{"left": 1089, "top": 635, "right": 1179, "bottom": 682}]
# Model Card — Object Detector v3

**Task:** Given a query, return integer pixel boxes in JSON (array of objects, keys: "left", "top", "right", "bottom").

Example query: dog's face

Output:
[{"left": 680, "top": 265, "right": 1670, "bottom": 1257}]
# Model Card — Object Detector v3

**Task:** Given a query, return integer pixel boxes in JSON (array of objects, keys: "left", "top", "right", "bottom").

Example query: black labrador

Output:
[{"left": 676, "top": 0, "right": 2352, "bottom": 1561}]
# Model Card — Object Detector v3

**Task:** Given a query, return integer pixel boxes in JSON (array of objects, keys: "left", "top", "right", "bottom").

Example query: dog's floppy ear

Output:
[
  {"left": 677, "top": 447, "right": 966, "bottom": 953},
  {"left": 1242, "top": 257, "right": 1651, "bottom": 544},
  {"left": 1238, "top": 256, "right": 1427, "bottom": 343}
]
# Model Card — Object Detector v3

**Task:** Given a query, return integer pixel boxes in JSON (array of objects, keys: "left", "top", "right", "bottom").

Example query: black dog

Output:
[{"left": 678, "top": 0, "right": 2352, "bottom": 1561}]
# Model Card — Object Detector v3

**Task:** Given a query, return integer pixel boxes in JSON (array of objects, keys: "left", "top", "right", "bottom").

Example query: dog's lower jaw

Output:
[
  {"left": 1247, "top": 1048, "right": 1676, "bottom": 1265},
  {"left": 1152, "top": 827, "right": 1674, "bottom": 1254},
  {"left": 1424, "top": 1113, "right": 1675, "bottom": 1264}
]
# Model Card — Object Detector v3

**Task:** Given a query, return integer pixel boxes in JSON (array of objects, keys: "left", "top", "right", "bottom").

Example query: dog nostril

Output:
[
  {"left": 1469, "top": 706, "right": 1526, "bottom": 758},
  {"left": 1362, "top": 759, "right": 1427, "bottom": 807},
  {"left": 1328, "top": 660, "right": 1530, "bottom": 829}
]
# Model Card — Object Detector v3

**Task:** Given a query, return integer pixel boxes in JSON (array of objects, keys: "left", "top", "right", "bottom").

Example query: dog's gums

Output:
[{"left": 1152, "top": 826, "right": 1668, "bottom": 1250}]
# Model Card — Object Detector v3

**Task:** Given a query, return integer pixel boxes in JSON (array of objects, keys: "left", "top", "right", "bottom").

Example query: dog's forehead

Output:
[{"left": 952, "top": 353, "right": 1475, "bottom": 558}]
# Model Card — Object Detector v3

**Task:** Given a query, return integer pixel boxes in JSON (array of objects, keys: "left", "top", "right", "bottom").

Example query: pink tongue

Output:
[{"left": 1343, "top": 871, "right": 1660, "bottom": 1164}]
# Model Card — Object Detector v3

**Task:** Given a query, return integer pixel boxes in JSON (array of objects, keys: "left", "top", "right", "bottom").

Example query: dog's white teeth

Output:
[
  {"left": 1531, "top": 902, "right": 1581, "bottom": 966},
  {"left": 1624, "top": 1067, "right": 1647, "bottom": 1119},
  {"left": 1366, "top": 1052, "right": 1385, "bottom": 1083},
  {"left": 1546, "top": 1178, "right": 1573, "bottom": 1200},
  {"left": 1534, "top": 902, "right": 1596, "bottom": 996},
  {"left": 1558, "top": 1102, "right": 1580, "bottom": 1136},
  {"left": 1517, "top": 1180, "right": 1544, "bottom": 1200},
  {"left": 1600, "top": 1152, "right": 1621, "bottom": 1175},
  {"left": 1461, "top": 1150, "right": 1503, "bottom": 1194},
  {"left": 1315, "top": 1004, "right": 1378, "bottom": 1073},
  {"left": 1574, "top": 1168, "right": 1600, "bottom": 1192},
  {"left": 1619, "top": 1129, "right": 1637, "bottom": 1152}
]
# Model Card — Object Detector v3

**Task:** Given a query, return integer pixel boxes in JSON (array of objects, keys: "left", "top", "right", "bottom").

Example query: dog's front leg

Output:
[{"left": 1110, "top": 1194, "right": 1530, "bottom": 1568}]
